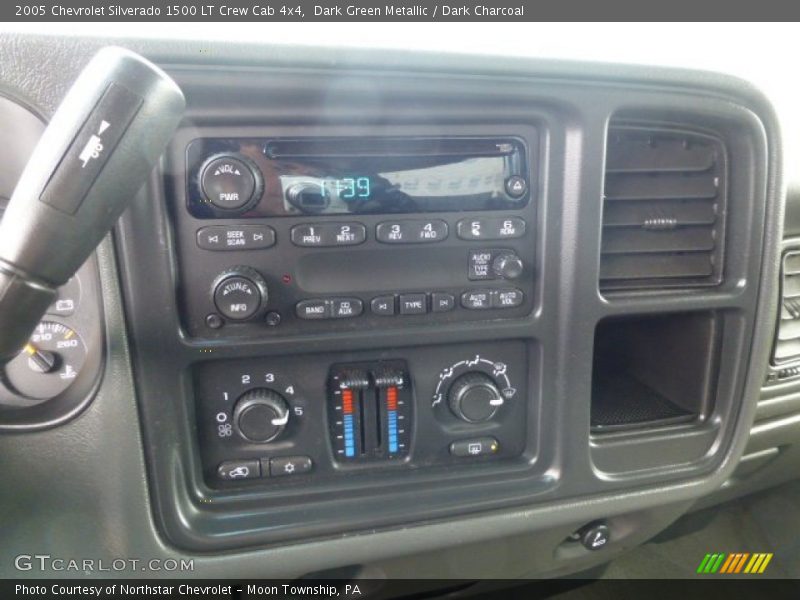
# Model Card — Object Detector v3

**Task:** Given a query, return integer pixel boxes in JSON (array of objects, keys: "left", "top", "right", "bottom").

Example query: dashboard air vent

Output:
[
  {"left": 774, "top": 251, "right": 800, "bottom": 364},
  {"left": 600, "top": 126, "right": 727, "bottom": 290}
]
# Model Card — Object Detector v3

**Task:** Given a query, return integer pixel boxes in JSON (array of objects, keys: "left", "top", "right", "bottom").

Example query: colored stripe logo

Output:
[{"left": 697, "top": 553, "right": 773, "bottom": 574}]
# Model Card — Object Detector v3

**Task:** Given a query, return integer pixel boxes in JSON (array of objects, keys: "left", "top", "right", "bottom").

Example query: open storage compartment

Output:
[{"left": 591, "top": 311, "right": 720, "bottom": 433}]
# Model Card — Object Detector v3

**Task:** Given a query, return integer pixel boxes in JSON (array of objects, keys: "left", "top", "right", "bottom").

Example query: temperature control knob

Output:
[
  {"left": 448, "top": 372, "right": 504, "bottom": 423},
  {"left": 232, "top": 388, "right": 290, "bottom": 443},
  {"left": 211, "top": 266, "right": 268, "bottom": 321},
  {"left": 492, "top": 253, "right": 524, "bottom": 280}
]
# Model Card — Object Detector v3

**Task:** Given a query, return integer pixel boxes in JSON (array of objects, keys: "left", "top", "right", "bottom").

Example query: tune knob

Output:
[
  {"left": 232, "top": 388, "right": 290, "bottom": 443},
  {"left": 492, "top": 253, "right": 524, "bottom": 280},
  {"left": 448, "top": 372, "right": 505, "bottom": 423},
  {"left": 211, "top": 266, "right": 268, "bottom": 321}
]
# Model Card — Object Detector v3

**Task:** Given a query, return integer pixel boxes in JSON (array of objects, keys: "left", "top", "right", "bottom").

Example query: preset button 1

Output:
[{"left": 290, "top": 222, "right": 366, "bottom": 247}]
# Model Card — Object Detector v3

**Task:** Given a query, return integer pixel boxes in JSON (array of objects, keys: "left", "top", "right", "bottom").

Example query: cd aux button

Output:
[{"left": 332, "top": 298, "right": 364, "bottom": 318}]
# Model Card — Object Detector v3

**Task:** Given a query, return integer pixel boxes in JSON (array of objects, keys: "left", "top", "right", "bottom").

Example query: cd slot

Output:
[{"left": 265, "top": 137, "right": 521, "bottom": 159}]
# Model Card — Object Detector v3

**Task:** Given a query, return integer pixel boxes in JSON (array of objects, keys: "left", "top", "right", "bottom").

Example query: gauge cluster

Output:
[{"left": 0, "top": 206, "right": 104, "bottom": 429}]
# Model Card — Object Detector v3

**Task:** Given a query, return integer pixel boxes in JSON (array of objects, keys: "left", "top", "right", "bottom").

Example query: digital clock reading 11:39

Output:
[{"left": 322, "top": 177, "right": 371, "bottom": 200}]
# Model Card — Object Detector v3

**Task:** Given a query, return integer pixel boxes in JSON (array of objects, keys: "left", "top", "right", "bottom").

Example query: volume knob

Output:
[
  {"left": 233, "top": 388, "right": 290, "bottom": 443},
  {"left": 200, "top": 153, "right": 261, "bottom": 212},
  {"left": 448, "top": 372, "right": 504, "bottom": 423}
]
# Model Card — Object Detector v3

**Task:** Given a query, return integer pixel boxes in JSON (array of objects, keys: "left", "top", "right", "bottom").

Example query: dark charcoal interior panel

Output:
[
  {"left": 0, "top": 33, "right": 784, "bottom": 578},
  {"left": 115, "top": 61, "right": 775, "bottom": 551}
]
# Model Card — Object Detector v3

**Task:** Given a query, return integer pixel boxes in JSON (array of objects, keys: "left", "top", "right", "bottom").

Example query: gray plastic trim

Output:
[{"left": 0, "top": 32, "right": 785, "bottom": 578}]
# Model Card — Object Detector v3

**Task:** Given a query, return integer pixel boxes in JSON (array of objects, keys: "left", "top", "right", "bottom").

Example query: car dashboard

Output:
[{"left": 0, "top": 32, "right": 792, "bottom": 583}]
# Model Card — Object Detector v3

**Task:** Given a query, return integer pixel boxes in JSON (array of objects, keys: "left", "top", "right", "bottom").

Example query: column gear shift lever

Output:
[{"left": 0, "top": 47, "right": 184, "bottom": 363}]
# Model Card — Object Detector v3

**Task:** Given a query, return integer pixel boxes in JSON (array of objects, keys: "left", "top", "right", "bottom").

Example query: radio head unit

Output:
[
  {"left": 172, "top": 131, "right": 537, "bottom": 338},
  {"left": 186, "top": 136, "right": 530, "bottom": 218}
]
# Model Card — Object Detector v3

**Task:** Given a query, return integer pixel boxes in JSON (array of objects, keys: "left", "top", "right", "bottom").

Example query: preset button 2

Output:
[{"left": 290, "top": 223, "right": 366, "bottom": 247}]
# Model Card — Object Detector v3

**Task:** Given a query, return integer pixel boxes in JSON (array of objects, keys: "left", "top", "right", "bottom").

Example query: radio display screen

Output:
[{"left": 186, "top": 137, "right": 531, "bottom": 218}]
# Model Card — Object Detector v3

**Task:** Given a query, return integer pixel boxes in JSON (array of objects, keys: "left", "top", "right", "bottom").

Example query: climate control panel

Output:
[{"left": 194, "top": 341, "right": 531, "bottom": 488}]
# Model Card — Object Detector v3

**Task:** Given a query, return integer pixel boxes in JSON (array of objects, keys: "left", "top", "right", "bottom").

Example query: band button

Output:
[{"left": 296, "top": 299, "right": 331, "bottom": 319}]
